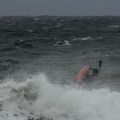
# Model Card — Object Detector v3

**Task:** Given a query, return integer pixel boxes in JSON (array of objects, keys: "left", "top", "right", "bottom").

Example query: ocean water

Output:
[{"left": 0, "top": 16, "right": 120, "bottom": 120}]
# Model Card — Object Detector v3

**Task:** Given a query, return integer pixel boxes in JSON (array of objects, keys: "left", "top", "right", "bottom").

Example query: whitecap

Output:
[
  {"left": 34, "top": 18, "right": 39, "bottom": 21},
  {"left": 72, "top": 36, "right": 92, "bottom": 41},
  {"left": 53, "top": 40, "right": 71, "bottom": 46},
  {"left": 109, "top": 25, "right": 120, "bottom": 28}
]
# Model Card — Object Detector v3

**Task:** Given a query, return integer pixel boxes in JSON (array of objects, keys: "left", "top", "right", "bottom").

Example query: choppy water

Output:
[{"left": 0, "top": 16, "right": 120, "bottom": 120}]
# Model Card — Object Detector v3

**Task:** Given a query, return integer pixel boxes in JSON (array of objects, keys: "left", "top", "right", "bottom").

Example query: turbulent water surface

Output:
[{"left": 0, "top": 16, "right": 120, "bottom": 120}]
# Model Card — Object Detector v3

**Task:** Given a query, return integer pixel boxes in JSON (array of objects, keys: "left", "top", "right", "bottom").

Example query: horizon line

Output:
[{"left": 1, "top": 15, "right": 120, "bottom": 17}]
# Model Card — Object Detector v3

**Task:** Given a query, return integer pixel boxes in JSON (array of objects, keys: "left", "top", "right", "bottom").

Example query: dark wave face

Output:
[{"left": 0, "top": 16, "right": 120, "bottom": 85}]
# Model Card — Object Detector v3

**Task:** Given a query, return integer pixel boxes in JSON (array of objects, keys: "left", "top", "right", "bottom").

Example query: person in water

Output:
[
  {"left": 90, "top": 60, "right": 102, "bottom": 76},
  {"left": 75, "top": 60, "right": 102, "bottom": 83}
]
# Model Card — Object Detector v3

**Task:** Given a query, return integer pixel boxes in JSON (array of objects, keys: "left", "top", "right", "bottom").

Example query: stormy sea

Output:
[{"left": 0, "top": 16, "right": 120, "bottom": 120}]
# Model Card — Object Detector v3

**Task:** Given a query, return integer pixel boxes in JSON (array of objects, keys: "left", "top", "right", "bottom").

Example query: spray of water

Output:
[{"left": 0, "top": 73, "right": 120, "bottom": 120}]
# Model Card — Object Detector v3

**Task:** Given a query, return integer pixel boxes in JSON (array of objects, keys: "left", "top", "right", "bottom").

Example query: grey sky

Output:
[{"left": 0, "top": 0, "right": 120, "bottom": 16}]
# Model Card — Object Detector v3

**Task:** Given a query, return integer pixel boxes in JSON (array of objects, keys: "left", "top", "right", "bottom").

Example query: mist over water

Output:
[{"left": 0, "top": 16, "right": 120, "bottom": 120}]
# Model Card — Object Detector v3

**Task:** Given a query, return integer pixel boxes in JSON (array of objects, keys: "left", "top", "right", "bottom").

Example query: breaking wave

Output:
[{"left": 0, "top": 73, "right": 120, "bottom": 120}]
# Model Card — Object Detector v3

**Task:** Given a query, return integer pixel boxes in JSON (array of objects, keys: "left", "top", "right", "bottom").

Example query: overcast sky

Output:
[{"left": 0, "top": 0, "right": 119, "bottom": 16}]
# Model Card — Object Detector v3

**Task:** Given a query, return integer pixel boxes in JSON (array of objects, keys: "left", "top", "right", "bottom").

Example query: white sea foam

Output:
[
  {"left": 0, "top": 73, "right": 120, "bottom": 120},
  {"left": 34, "top": 18, "right": 39, "bottom": 21},
  {"left": 109, "top": 25, "right": 120, "bottom": 28},
  {"left": 53, "top": 40, "right": 71, "bottom": 46},
  {"left": 72, "top": 36, "right": 102, "bottom": 41},
  {"left": 72, "top": 36, "right": 92, "bottom": 41},
  {"left": 64, "top": 40, "right": 71, "bottom": 46}
]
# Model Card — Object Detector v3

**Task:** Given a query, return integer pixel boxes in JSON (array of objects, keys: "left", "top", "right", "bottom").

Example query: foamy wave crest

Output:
[{"left": 0, "top": 73, "right": 120, "bottom": 120}]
